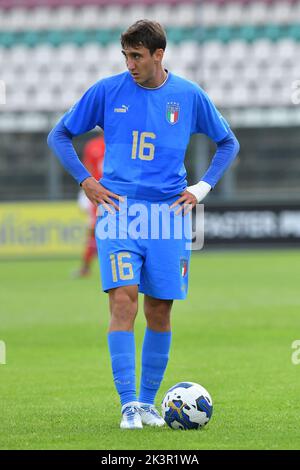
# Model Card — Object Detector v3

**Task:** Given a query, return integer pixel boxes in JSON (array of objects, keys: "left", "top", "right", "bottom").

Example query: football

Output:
[{"left": 161, "top": 382, "right": 213, "bottom": 430}]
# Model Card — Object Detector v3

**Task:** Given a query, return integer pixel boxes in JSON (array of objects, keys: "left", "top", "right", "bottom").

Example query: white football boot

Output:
[
  {"left": 120, "top": 402, "right": 143, "bottom": 429},
  {"left": 139, "top": 403, "right": 165, "bottom": 427}
]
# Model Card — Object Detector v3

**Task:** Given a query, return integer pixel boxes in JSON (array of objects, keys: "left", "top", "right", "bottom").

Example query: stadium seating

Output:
[{"left": 0, "top": 0, "right": 299, "bottom": 111}]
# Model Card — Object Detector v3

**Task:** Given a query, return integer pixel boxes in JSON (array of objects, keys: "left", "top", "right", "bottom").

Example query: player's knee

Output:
[
  {"left": 146, "top": 314, "right": 171, "bottom": 331},
  {"left": 144, "top": 300, "right": 172, "bottom": 331},
  {"left": 144, "top": 299, "right": 172, "bottom": 316},
  {"left": 109, "top": 287, "right": 138, "bottom": 321}
]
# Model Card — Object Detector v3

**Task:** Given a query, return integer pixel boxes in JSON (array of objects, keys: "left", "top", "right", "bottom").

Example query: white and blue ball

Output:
[{"left": 162, "top": 382, "right": 213, "bottom": 430}]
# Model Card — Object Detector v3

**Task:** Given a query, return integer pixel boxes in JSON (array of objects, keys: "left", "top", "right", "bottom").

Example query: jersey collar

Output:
[{"left": 135, "top": 70, "right": 170, "bottom": 90}]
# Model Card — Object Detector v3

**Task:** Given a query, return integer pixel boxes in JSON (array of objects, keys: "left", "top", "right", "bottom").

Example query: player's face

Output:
[{"left": 122, "top": 46, "right": 164, "bottom": 87}]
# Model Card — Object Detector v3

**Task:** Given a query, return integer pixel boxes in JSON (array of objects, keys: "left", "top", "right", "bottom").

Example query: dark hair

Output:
[{"left": 121, "top": 20, "right": 167, "bottom": 55}]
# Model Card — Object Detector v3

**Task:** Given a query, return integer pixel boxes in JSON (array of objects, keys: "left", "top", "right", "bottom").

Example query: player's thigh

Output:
[
  {"left": 95, "top": 211, "right": 144, "bottom": 291},
  {"left": 140, "top": 235, "right": 191, "bottom": 300},
  {"left": 140, "top": 210, "right": 191, "bottom": 299}
]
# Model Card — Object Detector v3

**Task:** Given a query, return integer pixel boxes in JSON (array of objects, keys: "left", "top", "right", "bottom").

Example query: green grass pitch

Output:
[{"left": 1, "top": 250, "right": 300, "bottom": 450}]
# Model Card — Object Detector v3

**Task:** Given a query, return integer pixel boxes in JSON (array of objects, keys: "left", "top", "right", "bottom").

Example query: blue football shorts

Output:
[{"left": 95, "top": 196, "right": 192, "bottom": 300}]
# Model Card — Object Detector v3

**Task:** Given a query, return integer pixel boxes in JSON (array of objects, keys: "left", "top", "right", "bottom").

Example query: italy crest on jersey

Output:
[{"left": 166, "top": 102, "right": 180, "bottom": 125}]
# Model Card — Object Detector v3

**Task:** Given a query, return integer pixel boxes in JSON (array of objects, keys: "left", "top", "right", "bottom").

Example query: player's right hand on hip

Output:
[{"left": 81, "top": 177, "right": 124, "bottom": 214}]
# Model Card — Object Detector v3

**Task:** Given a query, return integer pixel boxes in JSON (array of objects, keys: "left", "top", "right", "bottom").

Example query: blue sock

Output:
[
  {"left": 107, "top": 331, "right": 137, "bottom": 407},
  {"left": 139, "top": 328, "right": 172, "bottom": 405}
]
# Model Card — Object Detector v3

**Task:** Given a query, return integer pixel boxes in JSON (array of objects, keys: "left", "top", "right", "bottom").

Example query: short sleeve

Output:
[
  {"left": 63, "top": 80, "right": 105, "bottom": 136},
  {"left": 192, "top": 85, "right": 230, "bottom": 143}
]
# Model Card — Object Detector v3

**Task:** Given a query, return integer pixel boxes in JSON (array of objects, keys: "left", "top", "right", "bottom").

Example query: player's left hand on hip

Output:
[
  {"left": 170, "top": 181, "right": 212, "bottom": 216},
  {"left": 169, "top": 191, "right": 197, "bottom": 216}
]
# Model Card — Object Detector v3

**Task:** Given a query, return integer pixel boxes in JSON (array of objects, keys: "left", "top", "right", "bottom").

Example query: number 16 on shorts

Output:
[{"left": 110, "top": 252, "right": 134, "bottom": 282}]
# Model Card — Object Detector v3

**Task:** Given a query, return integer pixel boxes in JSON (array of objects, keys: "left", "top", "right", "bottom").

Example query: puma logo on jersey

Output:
[{"left": 114, "top": 104, "right": 130, "bottom": 113}]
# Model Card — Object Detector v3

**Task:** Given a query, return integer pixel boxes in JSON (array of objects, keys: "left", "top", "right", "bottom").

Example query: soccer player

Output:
[
  {"left": 75, "top": 135, "right": 105, "bottom": 277},
  {"left": 48, "top": 20, "right": 239, "bottom": 429}
]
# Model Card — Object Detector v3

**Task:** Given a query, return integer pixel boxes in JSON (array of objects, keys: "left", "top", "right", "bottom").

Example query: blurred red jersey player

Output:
[{"left": 75, "top": 135, "right": 105, "bottom": 277}]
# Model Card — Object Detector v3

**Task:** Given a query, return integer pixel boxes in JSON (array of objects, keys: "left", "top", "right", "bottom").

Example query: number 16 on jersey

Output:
[{"left": 131, "top": 131, "right": 156, "bottom": 161}]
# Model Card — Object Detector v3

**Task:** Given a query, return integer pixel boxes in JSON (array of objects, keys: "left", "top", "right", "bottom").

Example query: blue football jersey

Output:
[{"left": 63, "top": 71, "right": 230, "bottom": 201}]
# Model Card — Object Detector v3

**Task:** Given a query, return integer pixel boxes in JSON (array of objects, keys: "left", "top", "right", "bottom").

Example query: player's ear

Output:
[{"left": 153, "top": 48, "right": 164, "bottom": 63}]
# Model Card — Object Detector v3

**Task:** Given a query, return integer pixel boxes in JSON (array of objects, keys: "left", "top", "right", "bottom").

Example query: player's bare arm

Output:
[{"left": 81, "top": 176, "right": 124, "bottom": 213}]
